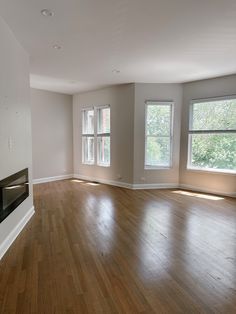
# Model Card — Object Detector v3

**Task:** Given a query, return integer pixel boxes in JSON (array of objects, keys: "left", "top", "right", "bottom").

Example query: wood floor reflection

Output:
[{"left": 0, "top": 179, "right": 236, "bottom": 313}]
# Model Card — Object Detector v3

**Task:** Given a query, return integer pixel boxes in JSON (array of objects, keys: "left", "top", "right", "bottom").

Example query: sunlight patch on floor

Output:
[
  {"left": 172, "top": 190, "right": 224, "bottom": 200},
  {"left": 71, "top": 179, "right": 84, "bottom": 183},
  {"left": 86, "top": 182, "right": 100, "bottom": 186},
  {"left": 71, "top": 179, "right": 100, "bottom": 186}
]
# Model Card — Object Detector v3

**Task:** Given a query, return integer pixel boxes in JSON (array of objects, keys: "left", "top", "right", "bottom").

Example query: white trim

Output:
[
  {"left": 145, "top": 166, "right": 172, "bottom": 170},
  {"left": 95, "top": 104, "right": 110, "bottom": 110},
  {"left": 179, "top": 184, "right": 236, "bottom": 198},
  {"left": 191, "top": 94, "right": 236, "bottom": 103},
  {"left": 82, "top": 106, "right": 111, "bottom": 167},
  {"left": 74, "top": 174, "right": 236, "bottom": 196},
  {"left": 132, "top": 183, "right": 179, "bottom": 190},
  {"left": 82, "top": 108, "right": 95, "bottom": 165},
  {"left": 186, "top": 167, "right": 236, "bottom": 175},
  {"left": 32, "top": 173, "right": 235, "bottom": 197},
  {"left": 73, "top": 174, "right": 133, "bottom": 189},
  {"left": 96, "top": 106, "right": 111, "bottom": 167},
  {"left": 33, "top": 174, "right": 73, "bottom": 184},
  {"left": 73, "top": 174, "right": 178, "bottom": 190},
  {"left": 187, "top": 97, "right": 236, "bottom": 172},
  {"left": 144, "top": 101, "right": 174, "bottom": 169},
  {"left": 0, "top": 206, "right": 35, "bottom": 260}
]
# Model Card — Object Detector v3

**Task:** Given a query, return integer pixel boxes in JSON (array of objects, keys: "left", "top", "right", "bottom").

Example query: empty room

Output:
[{"left": 0, "top": 0, "right": 236, "bottom": 313}]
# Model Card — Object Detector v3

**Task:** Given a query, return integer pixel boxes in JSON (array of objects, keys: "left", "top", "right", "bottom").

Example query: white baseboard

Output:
[
  {"left": 33, "top": 174, "right": 73, "bottom": 184},
  {"left": 179, "top": 184, "right": 236, "bottom": 198},
  {"left": 73, "top": 174, "right": 133, "bottom": 189},
  {"left": 74, "top": 174, "right": 235, "bottom": 196},
  {"left": 132, "top": 183, "right": 179, "bottom": 190},
  {"left": 0, "top": 206, "right": 35, "bottom": 260},
  {"left": 33, "top": 173, "right": 235, "bottom": 197},
  {"left": 74, "top": 174, "right": 178, "bottom": 190}
]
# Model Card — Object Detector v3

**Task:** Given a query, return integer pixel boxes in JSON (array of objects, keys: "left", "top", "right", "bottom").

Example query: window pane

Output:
[
  {"left": 83, "top": 110, "right": 94, "bottom": 134},
  {"left": 146, "top": 137, "right": 170, "bottom": 167},
  {"left": 82, "top": 137, "right": 94, "bottom": 164},
  {"left": 146, "top": 104, "right": 171, "bottom": 136},
  {"left": 97, "top": 136, "right": 110, "bottom": 166},
  {"left": 192, "top": 99, "right": 236, "bottom": 131},
  {"left": 97, "top": 107, "right": 110, "bottom": 134},
  {"left": 190, "top": 133, "right": 236, "bottom": 170}
]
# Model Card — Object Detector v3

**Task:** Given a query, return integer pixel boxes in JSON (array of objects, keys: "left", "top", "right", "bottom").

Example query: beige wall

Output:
[
  {"left": 31, "top": 88, "right": 73, "bottom": 180},
  {"left": 73, "top": 84, "right": 135, "bottom": 184},
  {"left": 0, "top": 17, "right": 33, "bottom": 246},
  {"left": 29, "top": 73, "right": 235, "bottom": 195},
  {"left": 133, "top": 83, "right": 183, "bottom": 185},
  {"left": 73, "top": 80, "right": 235, "bottom": 195},
  {"left": 180, "top": 75, "right": 236, "bottom": 195}
]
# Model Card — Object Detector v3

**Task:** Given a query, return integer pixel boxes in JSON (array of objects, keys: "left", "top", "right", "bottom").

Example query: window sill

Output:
[
  {"left": 145, "top": 166, "right": 172, "bottom": 170},
  {"left": 82, "top": 162, "right": 95, "bottom": 166},
  {"left": 187, "top": 167, "right": 236, "bottom": 175},
  {"left": 97, "top": 164, "right": 110, "bottom": 168}
]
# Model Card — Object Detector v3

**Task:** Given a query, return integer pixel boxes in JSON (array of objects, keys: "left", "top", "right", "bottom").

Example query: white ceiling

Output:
[{"left": 1, "top": 0, "right": 236, "bottom": 94}]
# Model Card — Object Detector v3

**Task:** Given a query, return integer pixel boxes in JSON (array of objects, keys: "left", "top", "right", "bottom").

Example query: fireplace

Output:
[{"left": 0, "top": 168, "right": 29, "bottom": 223}]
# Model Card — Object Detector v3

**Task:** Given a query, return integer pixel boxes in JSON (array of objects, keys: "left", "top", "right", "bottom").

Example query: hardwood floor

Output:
[{"left": 0, "top": 180, "right": 236, "bottom": 313}]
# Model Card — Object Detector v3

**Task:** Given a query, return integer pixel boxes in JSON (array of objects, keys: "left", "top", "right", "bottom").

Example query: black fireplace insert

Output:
[{"left": 0, "top": 168, "right": 29, "bottom": 223}]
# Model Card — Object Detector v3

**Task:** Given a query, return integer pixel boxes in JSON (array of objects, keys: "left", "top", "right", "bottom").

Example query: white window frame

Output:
[
  {"left": 82, "top": 107, "right": 95, "bottom": 165},
  {"left": 145, "top": 101, "right": 174, "bottom": 169},
  {"left": 97, "top": 105, "right": 111, "bottom": 167},
  {"left": 81, "top": 105, "right": 111, "bottom": 167},
  {"left": 187, "top": 95, "right": 236, "bottom": 174}
]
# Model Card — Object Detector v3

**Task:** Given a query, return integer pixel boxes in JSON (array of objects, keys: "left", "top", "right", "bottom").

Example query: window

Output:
[
  {"left": 145, "top": 101, "right": 173, "bottom": 168},
  {"left": 82, "top": 106, "right": 110, "bottom": 166},
  {"left": 82, "top": 109, "right": 95, "bottom": 164},
  {"left": 188, "top": 97, "right": 236, "bottom": 173},
  {"left": 97, "top": 107, "right": 111, "bottom": 166}
]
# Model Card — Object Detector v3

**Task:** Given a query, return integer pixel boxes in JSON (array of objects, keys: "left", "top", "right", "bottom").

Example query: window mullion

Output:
[
  {"left": 189, "top": 129, "right": 236, "bottom": 134},
  {"left": 82, "top": 134, "right": 95, "bottom": 137},
  {"left": 147, "top": 134, "right": 170, "bottom": 138},
  {"left": 97, "top": 133, "right": 110, "bottom": 137}
]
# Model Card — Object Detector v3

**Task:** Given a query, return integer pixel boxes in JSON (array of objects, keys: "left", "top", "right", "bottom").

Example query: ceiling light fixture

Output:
[
  {"left": 112, "top": 69, "right": 120, "bottom": 74},
  {"left": 41, "top": 9, "right": 54, "bottom": 17},
  {"left": 53, "top": 44, "right": 61, "bottom": 50}
]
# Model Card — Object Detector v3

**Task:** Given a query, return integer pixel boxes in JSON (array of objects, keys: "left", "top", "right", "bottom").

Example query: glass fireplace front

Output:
[{"left": 0, "top": 168, "right": 29, "bottom": 223}]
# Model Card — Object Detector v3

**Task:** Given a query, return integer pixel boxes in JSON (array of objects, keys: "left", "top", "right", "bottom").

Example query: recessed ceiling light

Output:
[
  {"left": 53, "top": 44, "right": 61, "bottom": 50},
  {"left": 41, "top": 9, "right": 54, "bottom": 17},
  {"left": 112, "top": 69, "right": 120, "bottom": 74}
]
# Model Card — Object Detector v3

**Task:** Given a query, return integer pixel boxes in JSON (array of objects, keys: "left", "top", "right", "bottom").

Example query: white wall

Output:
[
  {"left": 30, "top": 69, "right": 235, "bottom": 195},
  {"left": 180, "top": 75, "right": 236, "bottom": 195},
  {"left": 31, "top": 89, "right": 73, "bottom": 181},
  {"left": 0, "top": 17, "right": 33, "bottom": 250},
  {"left": 73, "top": 80, "right": 235, "bottom": 195},
  {"left": 73, "top": 84, "right": 135, "bottom": 184},
  {"left": 133, "top": 83, "right": 183, "bottom": 185},
  {"left": 73, "top": 83, "right": 183, "bottom": 187}
]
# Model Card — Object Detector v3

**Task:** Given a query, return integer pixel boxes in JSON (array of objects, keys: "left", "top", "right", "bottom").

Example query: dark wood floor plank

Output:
[{"left": 0, "top": 179, "right": 236, "bottom": 313}]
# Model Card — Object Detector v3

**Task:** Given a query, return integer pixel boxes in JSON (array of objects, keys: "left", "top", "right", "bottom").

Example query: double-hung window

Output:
[
  {"left": 82, "top": 106, "right": 110, "bottom": 166},
  {"left": 145, "top": 101, "right": 174, "bottom": 168},
  {"left": 97, "top": 106, "right": 111, "bottom": 166},
  {"left": 82, "top": 109, "right": 95, "bottom": 164},
  {"left": 188, "top": 97, "right": 236, "bottom": 173}
]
